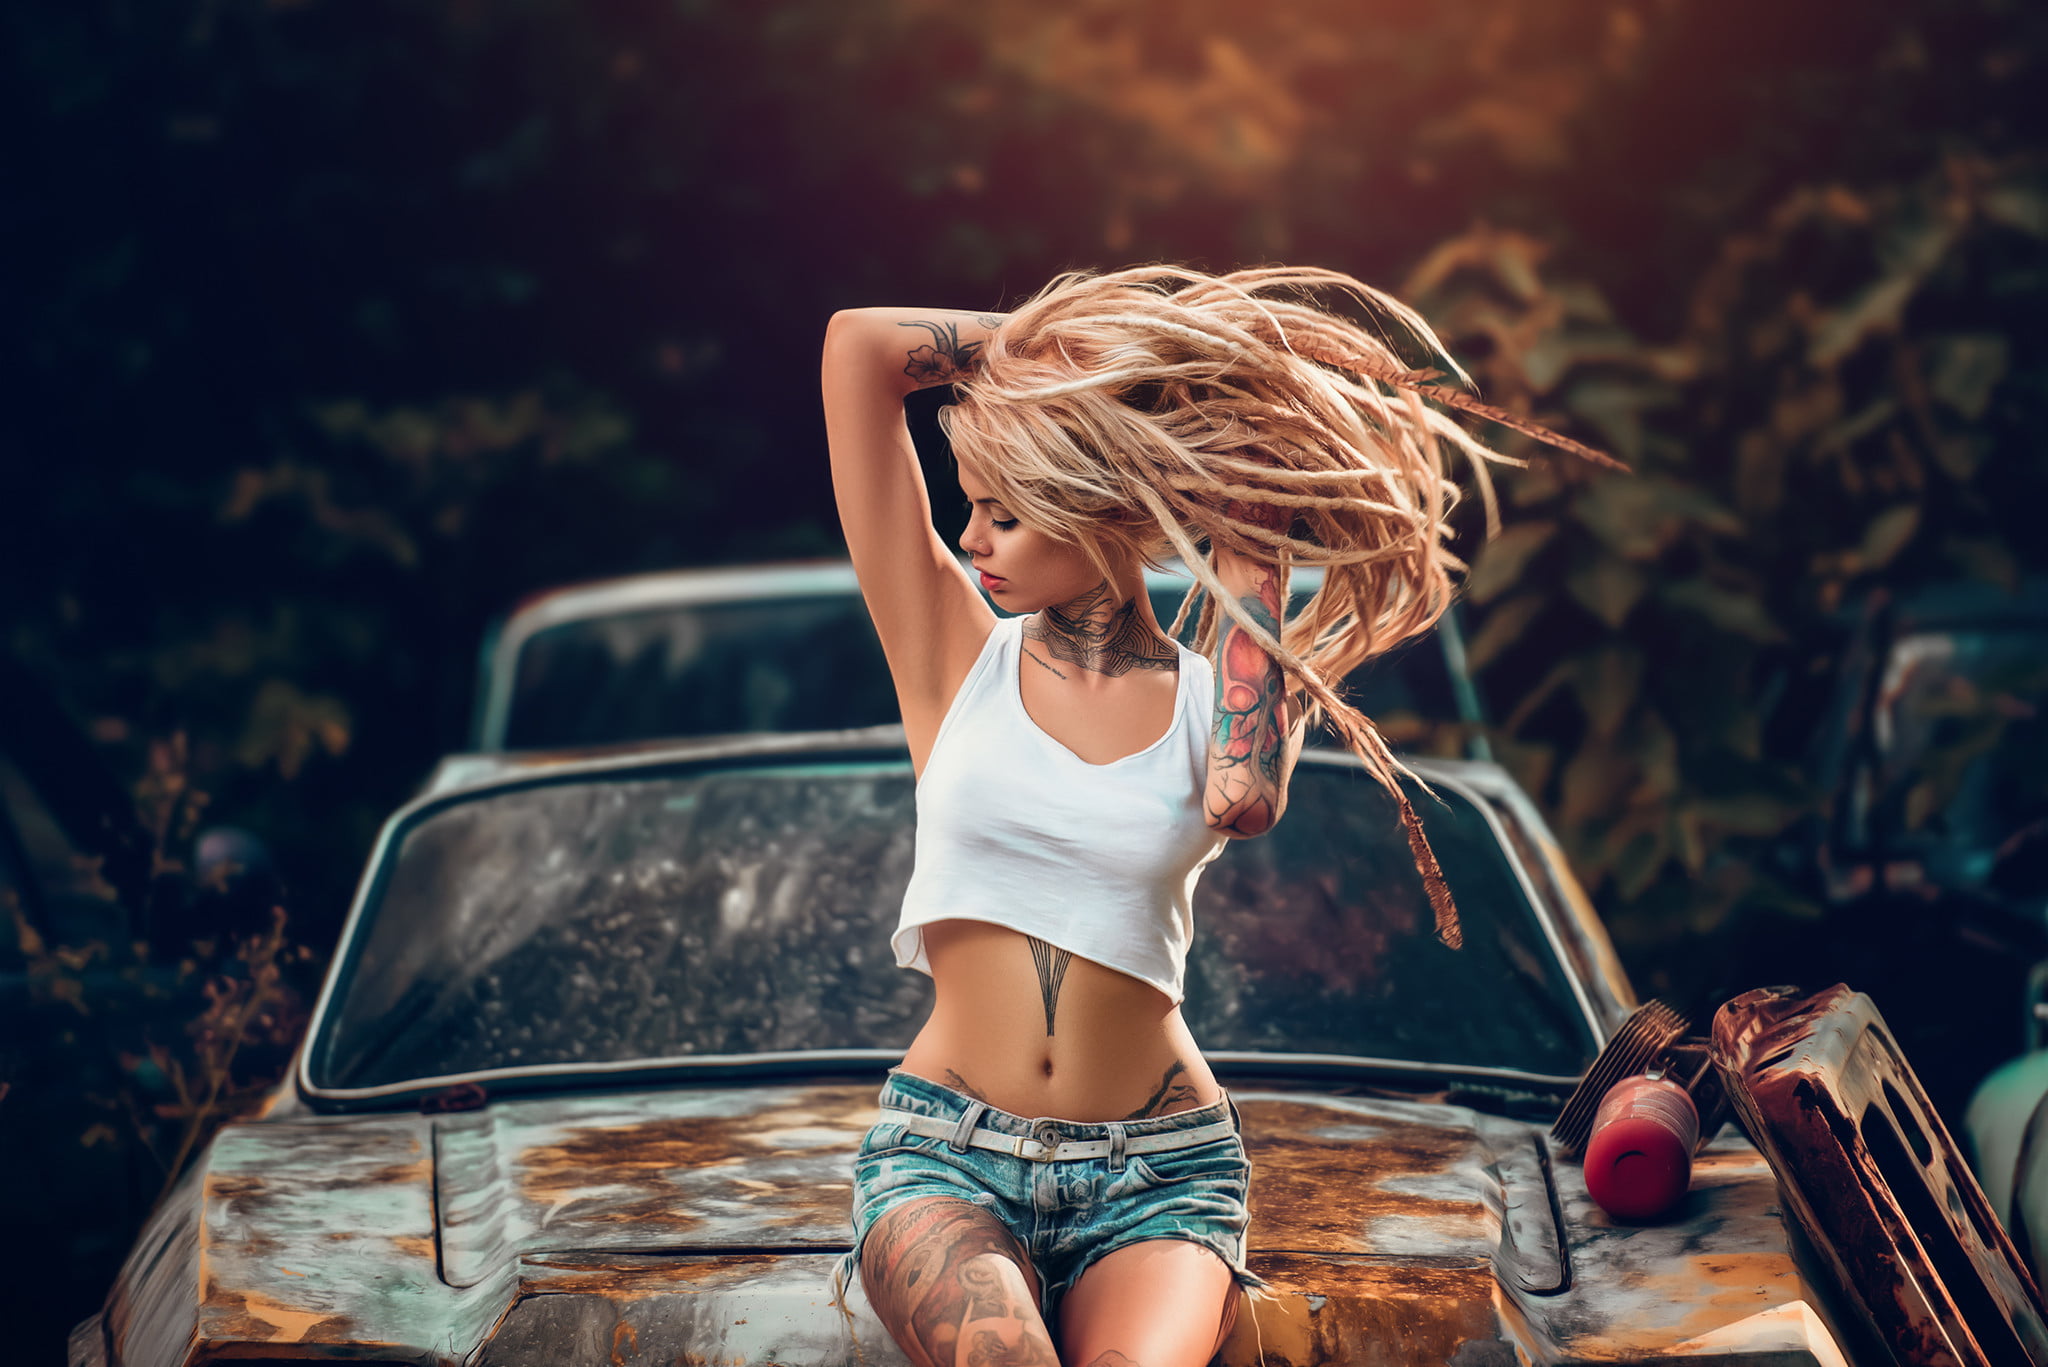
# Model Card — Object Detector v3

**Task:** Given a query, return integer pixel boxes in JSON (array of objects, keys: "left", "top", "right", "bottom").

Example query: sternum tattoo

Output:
[{"left": 1027, "top": 937, "right": 1072, "bottom": 1035}]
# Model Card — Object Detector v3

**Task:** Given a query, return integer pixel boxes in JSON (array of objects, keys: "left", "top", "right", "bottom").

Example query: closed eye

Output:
[{"left": 966, "top": 499, "right": 1020, "bottom": 531}]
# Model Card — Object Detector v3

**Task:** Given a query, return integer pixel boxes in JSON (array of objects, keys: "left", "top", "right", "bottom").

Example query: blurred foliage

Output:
[
  {"left": 1414, "top": 152, "right": 2048, "bottom": 994},
  {"left": 4, "top": 0, "right": 2047, "bottom": 1351}
]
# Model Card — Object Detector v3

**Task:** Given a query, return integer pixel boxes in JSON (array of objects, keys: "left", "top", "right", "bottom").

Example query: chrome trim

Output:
[{"left": 302, "top": 1046, "right": 1577, "bottom": 1112}]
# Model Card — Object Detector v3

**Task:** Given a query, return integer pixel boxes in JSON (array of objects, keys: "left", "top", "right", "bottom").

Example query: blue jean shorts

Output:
[{"left": 839, "top": 1070, "right": 1267, "bottom": 1322}]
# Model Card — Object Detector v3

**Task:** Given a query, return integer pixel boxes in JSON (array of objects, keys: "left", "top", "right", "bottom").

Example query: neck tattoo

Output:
[{"left": 1022, "top": 581, "right": 1178, "bottom": 678}]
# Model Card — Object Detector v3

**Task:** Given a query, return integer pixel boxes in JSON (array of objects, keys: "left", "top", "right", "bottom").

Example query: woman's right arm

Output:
[{"left": 821, "top": 307, "right": 1004, "bottom": 772}]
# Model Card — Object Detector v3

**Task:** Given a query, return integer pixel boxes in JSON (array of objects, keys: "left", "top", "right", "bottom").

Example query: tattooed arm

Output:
[
  {"left": 1203, "top": 541, "right": 1305, "bottom": 838},
  {"left": 822, "top": 307, "right": 1007, "bottom": 775},
  {"left": 824, "top": 308, "right": 1007, "bottom": 397}
]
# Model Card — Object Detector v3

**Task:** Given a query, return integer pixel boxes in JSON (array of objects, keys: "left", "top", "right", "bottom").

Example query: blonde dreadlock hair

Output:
[{"left": 940, "top": 264, "right": 1618, "bottom": 949}]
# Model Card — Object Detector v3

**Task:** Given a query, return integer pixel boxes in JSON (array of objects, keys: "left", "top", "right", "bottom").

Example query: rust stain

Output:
[
  {"left": 204, "top": 1286, "right": 346, "bottom": 1343},
  {"left": 389, "top": 1235, "right": 435, "bottom": 1260},
  {"left": 1221, "top": 1252, "right": 1501, "bottom": 1367},
  {"left": 1240, "top": 1099, "right": 1481, "bottom": 1252},
  {"left": 1714, "top": 985, "right": 2048, "bottom": 1365},
  {"left": 510, "top": 1089, "right": 873, "bottom": 1233},
  {"left": 1589, "top": 1252, "right": 1807, "bottom": 1354},
  {"left": 609, "top": 1319, "right": 639, "bottom": 1365},
  {"left": 362, "top": 1157, "right": 432, "bottom": 1187},
  {"left": 517, "top": 1252, "right": 819, "bottom": 1300}
]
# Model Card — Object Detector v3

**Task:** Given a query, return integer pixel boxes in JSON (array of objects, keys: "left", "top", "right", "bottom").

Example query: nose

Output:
[{"left": 958, "top": 516, "right": 988, "bottom": 556}]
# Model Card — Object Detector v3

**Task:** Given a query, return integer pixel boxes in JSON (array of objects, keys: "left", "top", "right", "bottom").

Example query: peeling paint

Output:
[
  {"left": 1713, "top": 985, "right": 2048, "bottom": 1366},
  {"left": 80, "top": 1077, "right": 1874, "bottom": 1366}
]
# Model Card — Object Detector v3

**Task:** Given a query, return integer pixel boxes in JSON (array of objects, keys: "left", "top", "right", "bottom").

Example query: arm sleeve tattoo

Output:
[{"left": 1206, "top": 564, "right": 1292, "bottom": 835}]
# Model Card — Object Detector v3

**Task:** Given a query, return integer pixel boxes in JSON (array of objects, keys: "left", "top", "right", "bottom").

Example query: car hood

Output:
[
  {"left": 98, "top": 1080, "right": 1847, "bottom": 1366},
  {"left": 431, "top": 1085, "right": 1539, "bottom": 1277}
]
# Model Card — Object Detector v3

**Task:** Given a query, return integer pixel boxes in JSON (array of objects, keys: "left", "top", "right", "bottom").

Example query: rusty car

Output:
[{"left": 69, "top": 722, "right": 1920, "bottom": 1367}]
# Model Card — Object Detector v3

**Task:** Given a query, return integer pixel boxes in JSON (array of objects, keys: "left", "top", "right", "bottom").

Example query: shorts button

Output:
[{"left": 1033, "top": 1121, "right": 1062, "bottom": 1152}]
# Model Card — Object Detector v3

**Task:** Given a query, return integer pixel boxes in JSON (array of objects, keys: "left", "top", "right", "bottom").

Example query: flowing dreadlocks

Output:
[{"left": 939, "top": 264, "right": 1620, "bottom": 948}]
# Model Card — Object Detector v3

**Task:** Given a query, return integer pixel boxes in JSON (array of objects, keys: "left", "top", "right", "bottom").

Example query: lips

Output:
[{"left": 978, "top": 570, "right": 1006, "bottom": 592}]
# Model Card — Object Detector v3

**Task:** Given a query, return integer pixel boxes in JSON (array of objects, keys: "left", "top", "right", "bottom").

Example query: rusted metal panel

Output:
[
  {"left": 101, "top": 1164, "right": 204, "bottom": 1367},
  {"left": 186, "top": 1113, "right": 493, "bottom": 1360},
  {"left": 1237, "top": 1093, "right": 1498, "bottom": 1259},
  {"left": 1502, "top": 1126, "right": 1824, "bottom": 1363},
  {"left": 435, "top": 1085, "right": 874, "bottom": 1288},
  {"left": 468, "top": 1250, "right": 1517, "bottom": 1367},
  {"left": 87, "top": 1077, "right": 1855, "bottom": 1366},
  {"left": 1713, "top": 984, "right": 2048, "bottom": 1366}
]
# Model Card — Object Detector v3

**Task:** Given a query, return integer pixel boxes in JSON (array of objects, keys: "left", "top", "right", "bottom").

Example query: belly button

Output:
[{"left": 1040, "top": 1058, "right": 1054, "bottom": 1078}]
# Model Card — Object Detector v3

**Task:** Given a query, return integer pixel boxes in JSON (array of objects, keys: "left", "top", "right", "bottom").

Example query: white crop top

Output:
[{"left": 893, "top": 615, "right": 1227, "bottom": 1005}]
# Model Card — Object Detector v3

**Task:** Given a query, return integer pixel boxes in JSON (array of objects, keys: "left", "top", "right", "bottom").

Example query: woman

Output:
[{"left": 821, "top": 265, "right": 1598, "bottom": 1367}]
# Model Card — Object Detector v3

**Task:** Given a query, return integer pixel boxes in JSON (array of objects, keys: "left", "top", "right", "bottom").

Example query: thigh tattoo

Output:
[{"left": 863, "top": 1200, "right": 1055, "bottom": 1367}]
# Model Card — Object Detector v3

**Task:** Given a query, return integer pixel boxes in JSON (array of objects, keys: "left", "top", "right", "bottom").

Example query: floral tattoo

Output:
[{"left": 899, "top": 318, "right": 986, "bottom": 386}]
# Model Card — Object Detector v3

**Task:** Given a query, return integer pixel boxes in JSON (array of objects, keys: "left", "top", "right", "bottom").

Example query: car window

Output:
[
  {"left": 497, "top": 587, "right": 1456, "bottom": 749},
  {"left": 308, "top": 759, "right": 1594, "bottom": 1094},
  {"left": 502, "top": 597, "right": 903, "bottom": 748}
]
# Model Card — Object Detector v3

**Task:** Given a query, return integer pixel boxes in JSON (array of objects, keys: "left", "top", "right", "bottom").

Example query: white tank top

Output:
[{"left": 892, "top": 615, "right": 1227, "bottom": 1004}]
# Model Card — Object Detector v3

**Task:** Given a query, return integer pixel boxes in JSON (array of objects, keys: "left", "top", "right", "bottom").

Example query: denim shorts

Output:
[{"left": 838, "top": 1069, "right": 1267, "bottom": 1322}]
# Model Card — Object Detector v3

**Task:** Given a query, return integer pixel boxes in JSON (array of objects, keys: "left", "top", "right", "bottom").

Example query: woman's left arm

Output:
[{"left": 1204, "top": 545, "right": 1306, "bottom": 838}]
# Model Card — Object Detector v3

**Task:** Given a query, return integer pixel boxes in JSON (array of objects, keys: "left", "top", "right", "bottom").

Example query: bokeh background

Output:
[{"left": 6, "top": 0, "right": 2047, "bottom": 1356}]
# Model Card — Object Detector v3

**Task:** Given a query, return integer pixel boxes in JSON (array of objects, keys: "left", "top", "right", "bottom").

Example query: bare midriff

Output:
[{"left": 896, "top": 918, "right": 1223, "bottom": 1122}]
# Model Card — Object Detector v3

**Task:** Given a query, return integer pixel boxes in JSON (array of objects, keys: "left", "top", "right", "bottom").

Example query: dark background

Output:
[{"left": 5, "top": 0, "right": 2047, "bottom": 1357}]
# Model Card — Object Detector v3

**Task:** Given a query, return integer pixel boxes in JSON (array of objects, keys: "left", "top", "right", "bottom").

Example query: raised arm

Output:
[
  {"left": 1204, "top": 542, "right": 1306, "bottom": 838},
  {"left": 821, "top": 308, "right": 1005, "bottom": 773}
]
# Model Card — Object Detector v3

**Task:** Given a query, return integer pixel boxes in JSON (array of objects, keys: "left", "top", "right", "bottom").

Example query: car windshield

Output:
[
  {"left": 499, "top": 588, "right": 1457, "bottom": 749},
  {"left": 308, "top": 756, "right": 1594, "bottom": 1096}
]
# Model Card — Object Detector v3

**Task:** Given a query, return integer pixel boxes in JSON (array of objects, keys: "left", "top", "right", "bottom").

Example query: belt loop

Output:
[
  {"left": 949, "top": 1100, "right": 989, "bottom": 1153},
  {"left": 1106, "top": 1121, "right": 1128, "bottom": 1172}
]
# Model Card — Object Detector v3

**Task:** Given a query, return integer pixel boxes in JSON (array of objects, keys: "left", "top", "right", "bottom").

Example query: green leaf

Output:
[
  {"left": 1465, "top": 521, "right": 1557, "bottom": 604},
  {"left": 1564, "top": 376, "right": 1665, "bottom": 464},
  {"left": 1733, "top": 431, "right": 1782, "bottom": 519},
  {"left": 1688, "top": 794, "right": 1803, "bottom": 838},
  {"left": 1927, "top": 334, "right": 2008, "bottom": 421},
  {"left": 1807, "top": 216, "right": 1959, "bottom": 367},
  {"left": 1610, "top": 821, "right": 1669, "bottom": 901},
  {"left": 1573, "top": 646, "right": 1642, "bottom": 740},
  {"left": 1661, "top": 579, "right": 1785, "bottom": 642},
  {"left": 1858, "top": 505, "right": 1920, "bottom": 570},
  {"left": 1984, "top": 180, "right": 2048, "bottom": 239},
  {"left": 1560, "top": 742, "right": 1630, "bottom": 829},
  {"left": 1947, "top": 537, "right": 2021, "bottom": 592},
  {"left": 1465, "top": 594, "right": 1545, "bottom": 671},
  {"left": 1566, "top": 556, "right": 1648, "bottom": 629},
  {"left": 1573, "top": 477, "right": 1741, "bottom": 561}
]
